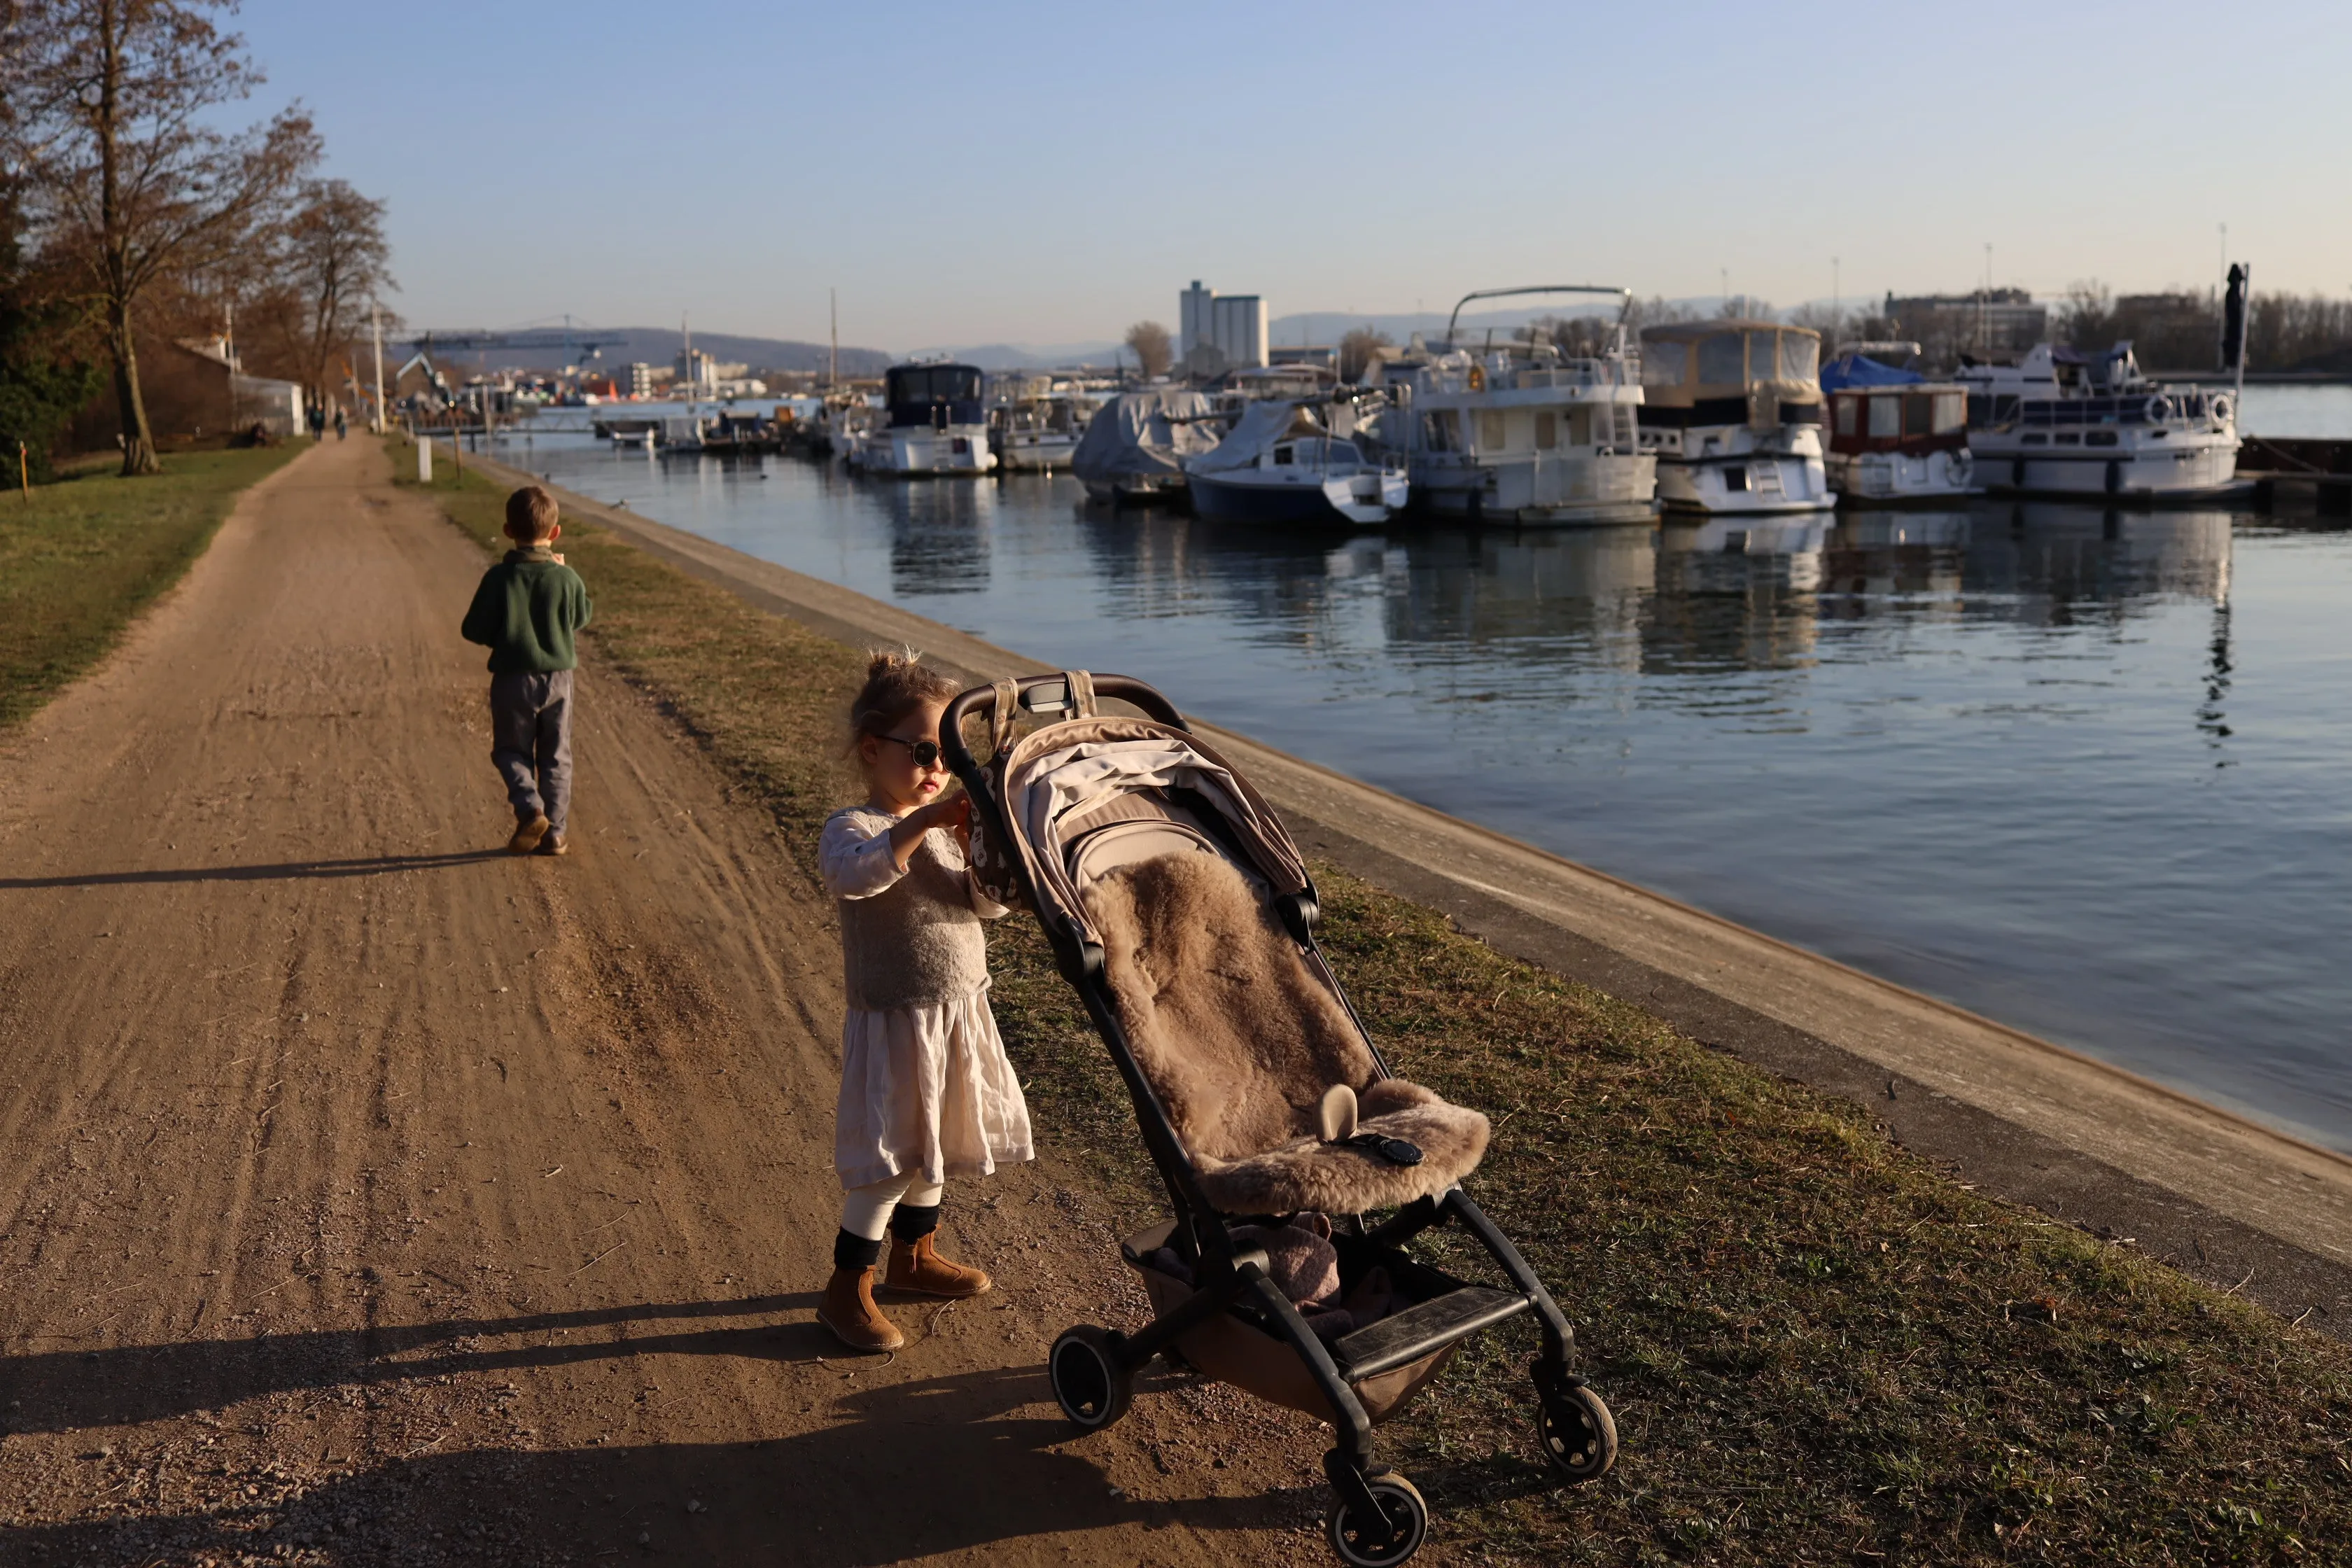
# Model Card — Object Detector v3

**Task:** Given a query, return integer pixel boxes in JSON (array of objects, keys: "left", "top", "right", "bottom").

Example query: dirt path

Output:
[{"left": 0, "top": 439, "right": 1331, "bottom": 1566}]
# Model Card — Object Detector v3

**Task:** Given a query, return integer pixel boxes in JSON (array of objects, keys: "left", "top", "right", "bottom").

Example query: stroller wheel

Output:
[
  {"left": 1533, "top": 1366, "right": 1618, "bottom": 1483},
  {"left": 1048, "top": 1325, "right": 1133, "bottom": 1432},
  {"left": 1325, "top": 1472, "right": 1427, "bottom": 1567}
]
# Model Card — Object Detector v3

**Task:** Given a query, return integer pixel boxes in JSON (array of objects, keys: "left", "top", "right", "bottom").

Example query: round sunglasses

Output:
[{"left": 878, "top": 734, "right": 944, "bottom": 769}]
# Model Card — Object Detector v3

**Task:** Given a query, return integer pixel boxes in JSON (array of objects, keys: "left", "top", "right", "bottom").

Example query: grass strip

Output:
[
  {"left": 0, "top": 445, "right": 304, "bottom": 730},
  {"left": 404, "top": 440, "right": 2351, "bottom": 1565}
]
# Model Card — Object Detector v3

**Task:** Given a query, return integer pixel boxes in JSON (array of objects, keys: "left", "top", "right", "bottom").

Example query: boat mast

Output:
[{"left": 830, "top": 289, "right": 838, "bottom": 390}]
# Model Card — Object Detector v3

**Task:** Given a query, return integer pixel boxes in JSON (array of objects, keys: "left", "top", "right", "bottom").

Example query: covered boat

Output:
[
  {"left": 1072, "top": 388, "right": 1222, "bottom": 505},
  {"left": 1184, "top": 400, "right": 1408, "bottom": 526},
  {"left": 1821, "top": 344, "right": 1976, "bottom": 502}
]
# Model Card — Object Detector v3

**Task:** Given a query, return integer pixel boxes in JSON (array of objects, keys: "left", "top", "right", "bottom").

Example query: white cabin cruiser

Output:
[
  {"left": 1954, "top": 342, "right": 2239, "bottom": 500},
  {"left": 1639, "top": 321, "right": 1834, "bottom": 514},
  {"left": 1821, "top": 344, "right": 1978, "bottom": 502},
  {"left": 1368, "top": 286, "right": 1656, "bottom": 526},
  {"left": 1183, "top": 400, "right": 1408, "bottom": 526},
  {"left": 847, "top": 362, "right": 995, "bottom": 476}
]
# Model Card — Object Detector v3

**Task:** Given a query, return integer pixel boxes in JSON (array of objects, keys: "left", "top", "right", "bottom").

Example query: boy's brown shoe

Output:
[
  {"left": 817, "top": 1266, "right": 904, "bottom": 1352},
  {"left": 507, "top": 814, "right": 550, "bottom": 855},
  {"left": 886, "top": 1233, "right": 992, "bottom": 1298},
  {"left": 536, "top": 832, "right": 568, "bottom": 857}
]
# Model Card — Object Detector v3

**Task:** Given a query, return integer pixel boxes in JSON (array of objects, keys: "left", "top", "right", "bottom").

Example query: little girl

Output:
[{"left": 816, "top": 652, "right": 1033, "bottom": 1352}]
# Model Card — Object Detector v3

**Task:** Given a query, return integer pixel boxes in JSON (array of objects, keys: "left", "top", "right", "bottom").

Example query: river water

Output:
[{"left": 499, "top": 401, "right": 2352, "bottom": 1154}]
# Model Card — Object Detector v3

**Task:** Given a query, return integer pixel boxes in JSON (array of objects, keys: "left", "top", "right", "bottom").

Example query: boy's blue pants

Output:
[{"left": 489, "top": 669, "right": 573, "bottom": 833}]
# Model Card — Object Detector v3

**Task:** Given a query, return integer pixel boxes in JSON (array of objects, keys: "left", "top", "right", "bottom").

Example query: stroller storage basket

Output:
[{"left": 944, "top": 672, "right": 1616, "bottom": 1566}]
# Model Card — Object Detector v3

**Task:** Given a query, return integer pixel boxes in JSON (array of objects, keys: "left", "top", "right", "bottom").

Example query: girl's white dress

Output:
[{"left": 820, "top": 806, "right": 1034, "bottom": 1191}]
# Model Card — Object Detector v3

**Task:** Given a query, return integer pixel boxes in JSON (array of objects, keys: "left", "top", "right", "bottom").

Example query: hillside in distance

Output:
[{"left": 410, "top": 326, "right": 892, "bottom": 376}]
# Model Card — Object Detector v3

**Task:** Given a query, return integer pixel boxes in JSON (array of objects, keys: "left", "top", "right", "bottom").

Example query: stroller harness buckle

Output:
[{"left": 1340, "top": 1132, "right": 1424, "bottom": 1168}]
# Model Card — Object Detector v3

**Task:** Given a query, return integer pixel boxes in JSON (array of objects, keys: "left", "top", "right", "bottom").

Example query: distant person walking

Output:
[
  {"left": 332, "top": 407, "right": 347, "bottom": 441},
  {"left": 460, "top": 486, "right": 594, "bottom": 856},
  {"left": 307, "top": 402, "right": 326, "bottom": 440}
]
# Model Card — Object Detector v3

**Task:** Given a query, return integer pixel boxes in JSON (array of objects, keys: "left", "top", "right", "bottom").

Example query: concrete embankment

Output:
[{"left": 465, "top": 442, "right": 2352, "bottom": 1338}]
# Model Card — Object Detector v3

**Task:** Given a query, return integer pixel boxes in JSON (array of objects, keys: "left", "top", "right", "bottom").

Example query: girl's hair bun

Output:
[{"left": 849, "top": 647, "right": 962, "bottom": 748}]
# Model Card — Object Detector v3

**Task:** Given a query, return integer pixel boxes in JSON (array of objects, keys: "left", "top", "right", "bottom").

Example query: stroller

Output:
[{"left": 944, "top": 671, "right": 1616, "bottom": 1567}]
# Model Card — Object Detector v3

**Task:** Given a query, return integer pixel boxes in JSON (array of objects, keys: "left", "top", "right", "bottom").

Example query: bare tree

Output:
[
  {"left": 276, "top": 178, "right": 391, "bottom": 402},
  {"left": 1124, "top": 319, "right": 1172, "bottom": 379},
  {"left": 1, "top": 0, "right": 319, "bottom": 472},
  {"left": 1337, "top": 326, "right": 1391, "bottom": 382}
]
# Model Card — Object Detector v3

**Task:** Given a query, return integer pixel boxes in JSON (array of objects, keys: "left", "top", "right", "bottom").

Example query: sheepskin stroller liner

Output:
[{"left": 944, "top": 671, "right": 1616, "bottom": 1567}]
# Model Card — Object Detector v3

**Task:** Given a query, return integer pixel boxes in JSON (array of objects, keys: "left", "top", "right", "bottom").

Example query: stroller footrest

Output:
[{"left": 1331, "top": 1286, "right": 1529, "bottom": 1380}]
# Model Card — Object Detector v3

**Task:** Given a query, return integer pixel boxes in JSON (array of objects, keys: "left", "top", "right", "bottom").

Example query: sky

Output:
[{"left": 232, "top": 0, "right": 2350, "bottom": 353}]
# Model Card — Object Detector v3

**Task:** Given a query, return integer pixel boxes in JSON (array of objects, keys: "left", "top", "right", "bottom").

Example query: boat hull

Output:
[
  {"left": 1082, "top": 473, "right": 1186, "bottom": 507},
  {"left": 1655, "top": 454, "right": 1834, "bottom": 514},
  {"left": 1410, "top": 451, "right": 1658, "bottom": 527},
  {"left": 1829, "top": 447, "right": 1980, "bottom": 503},
  {"left": 1971, "top": 432, "right": 2239, "bottom": 500},
  {"left": 1189, "top": 468, "right": 1405, "bottom": 526},
  {"left": 848, "top": 424, "right": 995, "bottom": 477},
  {"left": 994, "top": 432, "right": 1077, "bottom": 471}
]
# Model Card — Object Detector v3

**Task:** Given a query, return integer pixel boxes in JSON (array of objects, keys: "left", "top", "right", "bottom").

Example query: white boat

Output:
[
  {"left": 988, "top": 384, "right": 1084, "bottom": 472},
  {"left": 1368, "top": 286, "right": 1656, "bottom": 526},
  {"left": 1953, "top": 342, "right": 2239, "bottom": 500},
  {"left": 846, "top": 362, "right": 995, "bottom": 476},
  {"left": 1184, "top": 400, "right": 1408, "bottom": 526},
  {"left": 1639, "top": 320, "right": 1835, "bottom": 514},
  {"left": 1821, "top": 343, "right": 1979, "bottom": 502}
]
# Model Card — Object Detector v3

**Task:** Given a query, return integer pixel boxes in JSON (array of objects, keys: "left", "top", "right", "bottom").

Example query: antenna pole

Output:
[
  {"left": 370, "top": 302, "right": 386, "bottom": 434},
  {"left": 830, "top": 289, "right": 839, "bottom": 389}
]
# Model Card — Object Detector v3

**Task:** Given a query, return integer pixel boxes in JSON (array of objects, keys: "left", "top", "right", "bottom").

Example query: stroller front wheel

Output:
[
  {"left": 1048, "top": 1325, "right": 1133, "bottom": 1432},
  {"left": 1533, "top": 1366, "right": 1617, "bottom": 1483},
  {"left": 1325, "top": 1472, "right": 1428, "bottom": 1567}
]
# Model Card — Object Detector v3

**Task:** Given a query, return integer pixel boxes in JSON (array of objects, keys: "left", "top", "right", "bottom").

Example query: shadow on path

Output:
[{"left": 0, "top": 850, "right": 510, "bottom": 890}]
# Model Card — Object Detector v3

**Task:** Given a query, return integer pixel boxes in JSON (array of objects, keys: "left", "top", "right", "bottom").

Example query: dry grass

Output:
[
  {"left": 407, "top": 444, "right": 2352, "bottom": 1566},
  {"left": 0, "top": 445, "right": 302, "bottom": 729}
]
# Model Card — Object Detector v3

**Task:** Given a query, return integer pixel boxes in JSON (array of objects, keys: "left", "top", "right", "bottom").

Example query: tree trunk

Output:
[{"left": 108, "top": 299, "right": 158, "bottom": 475}]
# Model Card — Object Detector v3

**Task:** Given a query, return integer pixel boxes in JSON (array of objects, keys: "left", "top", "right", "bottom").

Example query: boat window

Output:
[
  {"left": 1423, "top": 410, "right": 1460, "bottom": 451},
  {"left": 1745, "top": 332, "right": 1779, "bottom": 382},
  {"left": 1697, "top": 333, "right": 1744, "bottom": 385},
  {"left": 1868, "top": 396, "right": 1900, "bottom": 438},
  {"left": 1535, "top": 410, "right": 1558, "bottom": 449},
  {"left": 1933, "top": 392, "right": 1966, "bottom": 433},
  {"left": 1478, "top": 410, "right": 1508, "bottom": 451},
  {"left": 1779, "top": 335, "right": 1818, "bottom": 382},
  {"left": 1903, "top": 394, "right": 1933, "bottom": 437},
  {"left": 1273, "top": 444, "right": 1294, "bottom": 466},
  {"left": 1640, "top": 342, "right": 1686, "bottom": 388},
  {"left": 1834, "top": 397, "right": 1857, "bottom": 436}
]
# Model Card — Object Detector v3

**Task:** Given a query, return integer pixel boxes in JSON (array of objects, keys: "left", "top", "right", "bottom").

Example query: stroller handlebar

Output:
[{"left": 942, "top": 672, "right": 1188, "bottom": 776}]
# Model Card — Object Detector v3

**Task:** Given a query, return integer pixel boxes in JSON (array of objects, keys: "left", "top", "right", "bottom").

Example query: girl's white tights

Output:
[{"left": 839, "top": 1172, "right": 946, "bottom": 1241}]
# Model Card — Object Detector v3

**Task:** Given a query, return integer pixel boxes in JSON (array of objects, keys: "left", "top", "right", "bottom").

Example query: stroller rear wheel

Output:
[
  {"left": 1048, "top": 1325, "right": 1133, "bottom": 1432},
  {"left": 1533, "top": 1364, "right": 1617, "bottom": 1482},
  {"left": 1325, "top": 1472, "right": 1428, "bottom": 1567}
]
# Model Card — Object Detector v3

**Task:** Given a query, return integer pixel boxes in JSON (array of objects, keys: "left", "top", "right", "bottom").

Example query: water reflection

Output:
[{"left": 875, "top": 478, "right": 993, "bottom": 596}]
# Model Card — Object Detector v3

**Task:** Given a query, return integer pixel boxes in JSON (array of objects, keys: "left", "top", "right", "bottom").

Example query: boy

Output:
[{"left": 461, "top": 486, "right": 594, "bottom": 855}]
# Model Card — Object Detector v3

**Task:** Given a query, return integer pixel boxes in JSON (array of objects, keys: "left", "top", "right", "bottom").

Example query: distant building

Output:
[
  {"left": 1178, "top": 279, "right": 1268, "bottom": 373},
  {"left": 1883, "top": 288, "right": 2048, "bottom": 361},
  {"left": 626, "top": 362, "right": 660, "bottom": 398}
]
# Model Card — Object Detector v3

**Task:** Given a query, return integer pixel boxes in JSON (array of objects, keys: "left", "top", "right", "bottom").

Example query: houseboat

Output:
[
  {"left": 1367, "top": 286, "right": 1656, "bottom": 526},
  {"left": 1183, "top": 400, "right": 1408, "bottom": 526},
  {"left": 1821, "top": 344, "right": 1977, "bottom": 501},
  {"left": 1638, "top": 320, "right": 1835, "bottom": 514},
  {"left": 1953, "top": 342, "right": 2239, "bottom": 500},
  {"left": 846, "top": 362, "right": 995, "bottom": 476}
]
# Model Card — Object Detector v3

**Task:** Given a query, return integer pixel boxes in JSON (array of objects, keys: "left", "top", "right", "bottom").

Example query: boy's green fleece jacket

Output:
[{"left": 461, "top": 547, "right": 594, "bottom": 673}]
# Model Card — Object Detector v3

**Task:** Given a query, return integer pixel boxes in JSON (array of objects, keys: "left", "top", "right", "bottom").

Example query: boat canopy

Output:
[
  {"left": 1821, "top": 354, "right": 1923, "bottom": 393},
  {"left": 1639, "top": 320, "right": 1821, "bottom": 406},
  {"left": 1071, "top": 388, "right": 1221, "bottom": 485},
  {"left": 885, "top": 363, "right": 984, "bottom": 428},
  {"left": 1184, "top": 400, "right": 1326, "bottom": 475}
]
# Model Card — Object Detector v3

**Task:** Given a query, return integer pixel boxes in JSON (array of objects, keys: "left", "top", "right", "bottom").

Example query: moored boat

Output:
[
  {"left": 847, "top": 362, "right": 995, "bottom": 476},
  {"left": 1953, "top": 343, "right": 2239, "bottom": 500},
  {"left": 1071, "top": 388, "right": 1220, "bottom": 505},
  {"left": 1639, "top": 320, "right": 1834, "bottom": 514},
  {"left": 1368, "top": 286, "right": 1656, "bottom": 526},
  {"left": 1183, "top": 400, "right": 1408, "bottom": 525},
  {"left": 1821, "top": 344, "right": 1978, "bottom": 502}
]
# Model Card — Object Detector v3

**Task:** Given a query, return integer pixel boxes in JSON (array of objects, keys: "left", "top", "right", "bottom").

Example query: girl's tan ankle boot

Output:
[
  {"left": 817, "top": 1266, "right": 903, "bottom": 1352},
  {"left": 886, "top": 1233, "right": 991, "bottom": 1298}
]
